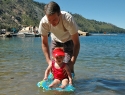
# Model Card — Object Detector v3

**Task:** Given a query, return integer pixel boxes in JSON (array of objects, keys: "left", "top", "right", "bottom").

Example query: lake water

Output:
[{"left": 0, "top": 34, "right": 125, "bottom": 95}]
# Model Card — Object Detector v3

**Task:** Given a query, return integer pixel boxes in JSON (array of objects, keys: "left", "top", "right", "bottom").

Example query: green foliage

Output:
[{"left": 72, "top": 14, "right": 125, "bottom": 33}]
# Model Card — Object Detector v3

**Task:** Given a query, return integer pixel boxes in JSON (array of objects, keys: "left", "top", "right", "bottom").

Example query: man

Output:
[{"left": 38, "top": 1, "right": 80, "bottom": 74}]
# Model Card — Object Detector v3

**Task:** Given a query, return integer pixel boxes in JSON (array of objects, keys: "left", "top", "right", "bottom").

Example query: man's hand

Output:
[
  {"left": 67, "top": 61, "right": 74, "bottom": 73},
  {"left": 69, "top": 81, "right": 72, "bottom": 85},
  {"left": 48, "top": 59, "right": 52, "bottom": 65}
]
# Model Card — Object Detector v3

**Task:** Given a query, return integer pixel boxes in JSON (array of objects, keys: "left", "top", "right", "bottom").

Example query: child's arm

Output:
[
  {"left": 64, "top": 64, "right": 72, "bottom": 85},
  {"left": 43, "top": 63, "right": 52, "bottom": 80}
]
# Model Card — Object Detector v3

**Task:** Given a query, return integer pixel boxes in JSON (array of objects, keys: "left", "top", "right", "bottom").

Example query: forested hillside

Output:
[
  {"left": 73, "top": 14, "right": 125, "bottom": 33},
  {"left": 0, "top": 0, "right": 125, "bottom": 33}
]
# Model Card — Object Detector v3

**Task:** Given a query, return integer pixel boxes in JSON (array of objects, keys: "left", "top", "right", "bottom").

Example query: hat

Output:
[{"left": 52, "top": 48, "right": 65, "bottom": 57}]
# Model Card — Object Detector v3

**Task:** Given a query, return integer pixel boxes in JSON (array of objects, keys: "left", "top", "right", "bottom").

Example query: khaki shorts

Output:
[{"left": 50, "top": 40, "right": 74, "bottom": 63}]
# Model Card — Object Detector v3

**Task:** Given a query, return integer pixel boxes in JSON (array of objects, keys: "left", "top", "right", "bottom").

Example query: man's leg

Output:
[{"left": 63, "top": 40, "right": 74, "bottom": 73}]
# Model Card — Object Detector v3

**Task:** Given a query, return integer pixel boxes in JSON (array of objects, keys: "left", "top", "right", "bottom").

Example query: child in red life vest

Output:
[{"left": 43, "top": 48, "right": 73, "bottom": 88}]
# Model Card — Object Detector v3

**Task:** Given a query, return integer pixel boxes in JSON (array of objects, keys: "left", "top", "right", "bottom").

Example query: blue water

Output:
[{"left": 0, "top": 34, "right": 125, "bottom": 95}]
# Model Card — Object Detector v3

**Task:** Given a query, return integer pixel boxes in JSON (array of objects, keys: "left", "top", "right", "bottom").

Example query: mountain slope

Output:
[
  {"left": 73, "top": 13, "right": 125, "bottom": 33},
  {"left": 0, "top": 0, "right": 44, "bottom": 29}
]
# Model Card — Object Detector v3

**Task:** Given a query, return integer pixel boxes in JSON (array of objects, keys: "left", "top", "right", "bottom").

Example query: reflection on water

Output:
[{"left": 0, "top": 35, "right": 125, "bottom": 95}]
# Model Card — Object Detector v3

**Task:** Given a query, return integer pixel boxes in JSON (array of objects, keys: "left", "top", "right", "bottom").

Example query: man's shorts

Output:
[{"left": 50, "top": 40, "right": 74, "bottom": 63}]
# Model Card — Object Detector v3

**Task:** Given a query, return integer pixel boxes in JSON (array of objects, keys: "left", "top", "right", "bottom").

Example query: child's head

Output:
[{"left": 52, "top": 48, "right": 65, "bottom": 63}]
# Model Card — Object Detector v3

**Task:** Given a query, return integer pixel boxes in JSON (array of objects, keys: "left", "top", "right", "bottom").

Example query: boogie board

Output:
[{"left": 37, "top": 73, "right": 75, "bottom": 91}]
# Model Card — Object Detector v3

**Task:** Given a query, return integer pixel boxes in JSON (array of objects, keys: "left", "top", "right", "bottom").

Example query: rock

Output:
[{"left": 78, "top": 30, "right": 89, "bottom": 36}]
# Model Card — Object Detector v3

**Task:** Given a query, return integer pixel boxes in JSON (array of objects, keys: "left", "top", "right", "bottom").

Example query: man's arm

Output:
[
  {"left": 41, "top": 35, "right": 51, "bottom": 65},
  {"left": 71, "top": 32, "right": 80, "bottom": 65}
]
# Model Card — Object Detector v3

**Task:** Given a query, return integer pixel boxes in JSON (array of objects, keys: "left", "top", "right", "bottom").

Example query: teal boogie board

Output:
[{"left": 37, "top": 73, "right": 75, "bottom": 91}]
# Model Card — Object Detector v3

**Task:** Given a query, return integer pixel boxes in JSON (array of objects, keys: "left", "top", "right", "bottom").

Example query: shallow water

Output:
[{"left": 0, "top": 34, "right": 125, "bottom": 95}]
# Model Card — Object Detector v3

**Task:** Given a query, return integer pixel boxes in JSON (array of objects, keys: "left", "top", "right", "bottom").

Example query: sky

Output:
[{"left": 34, "top": 0, "right": 125, "bottom": 29}]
